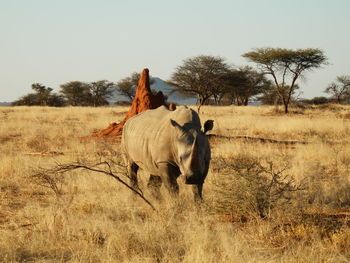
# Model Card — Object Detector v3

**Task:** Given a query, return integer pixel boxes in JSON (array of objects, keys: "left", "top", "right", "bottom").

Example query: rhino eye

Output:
[
  {"left": 180, "top": 153, "right": 190, "bottom": 161},
  {"left": 179, "top": 136, "right": 194, "bottom": 145}
]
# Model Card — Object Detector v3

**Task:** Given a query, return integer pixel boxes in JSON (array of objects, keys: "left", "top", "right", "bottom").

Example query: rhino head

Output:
[{"left": 170, "top": 119, "right": 214, "bottom": 185}]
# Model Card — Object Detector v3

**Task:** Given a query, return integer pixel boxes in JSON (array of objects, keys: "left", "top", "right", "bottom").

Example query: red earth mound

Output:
[{"left": 91, "top": 68, "right": 176, "bottom": 138}]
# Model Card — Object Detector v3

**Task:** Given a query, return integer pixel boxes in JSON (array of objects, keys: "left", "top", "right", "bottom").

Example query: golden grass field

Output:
[{"left": 1, "top": 105, "right": 350, "bottom": 262}]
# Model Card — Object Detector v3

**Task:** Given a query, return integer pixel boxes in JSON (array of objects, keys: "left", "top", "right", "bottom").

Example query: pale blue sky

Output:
[{"left": 1, "top": 0, "right": 349, "bottom": 101}]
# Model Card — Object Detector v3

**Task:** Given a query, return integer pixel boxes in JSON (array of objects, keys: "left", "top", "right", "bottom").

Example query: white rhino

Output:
[{"left": 121, "top": 105, "right": 213, "bottom": 201}]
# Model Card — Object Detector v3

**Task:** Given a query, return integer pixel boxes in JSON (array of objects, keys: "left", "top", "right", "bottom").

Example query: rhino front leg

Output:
[
  {"left": 192, "top": 161, "right": 209, "bottom": 203},
  {"left": 192, "top": 184, "right": 203, "bottom": 203},
  {"left": 158, "top": 164, "right": 180, "bottom": 198},
  {"left": 165, "top": 175, "right": 179, "bottom": 197},
  {"left": 192, "top": 160, "right": 210, "bottom": 203},
  {"left": 147, "top": 175, "right": 162, "bottom": 200},
  {"left": 128, "top": 162, "right": 139, "bottom": 191}
]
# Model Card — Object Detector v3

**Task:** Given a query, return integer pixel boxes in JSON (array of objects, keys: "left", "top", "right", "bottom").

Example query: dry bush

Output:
[
  {"left": 211, "top": 153, "right": 304, "bottom": 220},
  {"left": 304, "top": 146, "right": 350, "bottom": 209}
]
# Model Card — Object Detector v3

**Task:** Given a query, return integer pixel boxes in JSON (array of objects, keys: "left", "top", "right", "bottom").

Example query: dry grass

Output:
[{"left": 1, "top": 105, "right": 350, "bottom": 262}]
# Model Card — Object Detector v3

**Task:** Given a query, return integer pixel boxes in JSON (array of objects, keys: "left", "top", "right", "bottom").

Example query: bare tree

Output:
[{"left": 324, "top": 75, "right": 350, "bottom": 104}]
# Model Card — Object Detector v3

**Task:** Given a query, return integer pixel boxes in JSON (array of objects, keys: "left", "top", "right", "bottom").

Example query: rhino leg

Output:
[
  {"left": 192, "top": 184, "right": 203, "bottom": 203},
  {"left": 192, "top": 161, "right": 209, "bottom": 203},
  {"left": 147, "top": 175, "right": 162, "bottom": 200},
  {"left": 158, "top": 164, "right": 180, "bottom": 197},
  {"left": 128, "top": 162, "right": 139, "bottom": 190}
]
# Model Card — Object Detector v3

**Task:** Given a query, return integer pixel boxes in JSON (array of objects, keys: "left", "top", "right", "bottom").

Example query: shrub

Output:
[{"left": 211, "top": 154, "right": 304, "bottom": 219}]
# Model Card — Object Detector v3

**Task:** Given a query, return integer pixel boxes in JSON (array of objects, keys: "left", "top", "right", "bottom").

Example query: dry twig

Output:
[{"left": 33, "top": 161, "right": 157, "bottom": 211}]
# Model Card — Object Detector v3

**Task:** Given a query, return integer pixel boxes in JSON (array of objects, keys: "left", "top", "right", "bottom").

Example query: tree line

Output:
[
  {"left": 12, "top": 73, "right": 156, "bottom": 107},
  {"left": 12, "top": 47, "right": 350, "bottom": 113},
  {"left": 13, "top": 81, "right": 115, "bottom": 107},
  {"left": 169, "top": 48, "right": 349, "bottom": 113}
]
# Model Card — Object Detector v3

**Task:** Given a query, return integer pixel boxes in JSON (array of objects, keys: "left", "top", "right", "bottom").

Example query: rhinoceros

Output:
[{"left": 121, "top": 105, "right": 213, "bottom": 201}]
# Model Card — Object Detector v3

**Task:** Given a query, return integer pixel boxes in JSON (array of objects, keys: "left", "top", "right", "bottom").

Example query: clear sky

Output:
[{"left": 1, "top": 0, "right": 349, "bottom": 102}]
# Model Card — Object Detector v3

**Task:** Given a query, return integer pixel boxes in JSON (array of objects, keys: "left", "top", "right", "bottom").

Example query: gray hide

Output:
[{"left": 121, "top": 105, "right": 213, "bottom": 201}]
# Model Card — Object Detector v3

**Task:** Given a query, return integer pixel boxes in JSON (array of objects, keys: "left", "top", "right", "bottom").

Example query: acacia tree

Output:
[
  {"left": 60, "top": 81, "right": 91, "bottom": 106},
  {"left": 12, "top": 83, "right": 65, "bottom": 106},
  {"left": 324, "top": 75, "right": 350, "bottom": 104},
  {"left": 89, "top": 80, "right": 115, "bottom": 106},
  {"left": 31, "top": 83, "right": 53, "bottom": 106},
  {"left": 169, "top": 55, "right": 230, "bottom": 111},
  {"left": 242, "top": 48, "right": 328, "bottom": 113},
  {"left": 223, "top": 66, "right": 271, "bottom": 105},
  {"left": 257, "top": 84, "right": 300, "bottom": 106},
  {"left": 12, "top": 93, "right": 39, "bottom": 106}
]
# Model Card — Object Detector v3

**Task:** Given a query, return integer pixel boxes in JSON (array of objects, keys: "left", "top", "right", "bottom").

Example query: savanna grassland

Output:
[{"left": 1, "top": 105, "right": 350, "bottom": 262}]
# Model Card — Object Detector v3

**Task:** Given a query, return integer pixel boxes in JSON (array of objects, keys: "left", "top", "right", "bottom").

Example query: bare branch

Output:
[{"left": 33, "top": 161, "right": 157, "bottom": 211}]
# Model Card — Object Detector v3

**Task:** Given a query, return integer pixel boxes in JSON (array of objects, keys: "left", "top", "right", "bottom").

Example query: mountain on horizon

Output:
[
  {"left": 151, "top": 77, "right": 197, "bottom": 105},
  {"left": 0, "top": 102, "right": 11, "bottom": 106},
  {"left": 109, "top": 77, "right": 197, "bottom": 106}
]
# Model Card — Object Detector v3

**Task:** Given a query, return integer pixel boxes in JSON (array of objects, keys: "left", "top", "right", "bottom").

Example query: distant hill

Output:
[
  {"left": 0, "top": 102, "right": 11, "bottom": 106},
  {"left": 151, "top": 78, "right": 197, "bottom": 105},
  {"left": 109, "top": 77, "right": 197, "bottom": 106}
]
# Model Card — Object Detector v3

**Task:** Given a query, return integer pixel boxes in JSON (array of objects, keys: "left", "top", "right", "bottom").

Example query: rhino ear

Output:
[
  {"left": 203, "top": 120, "right": 214, "bottom": 134},
  {"left": 170, "top": 119, "right": 185, "bottom": 134}
]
